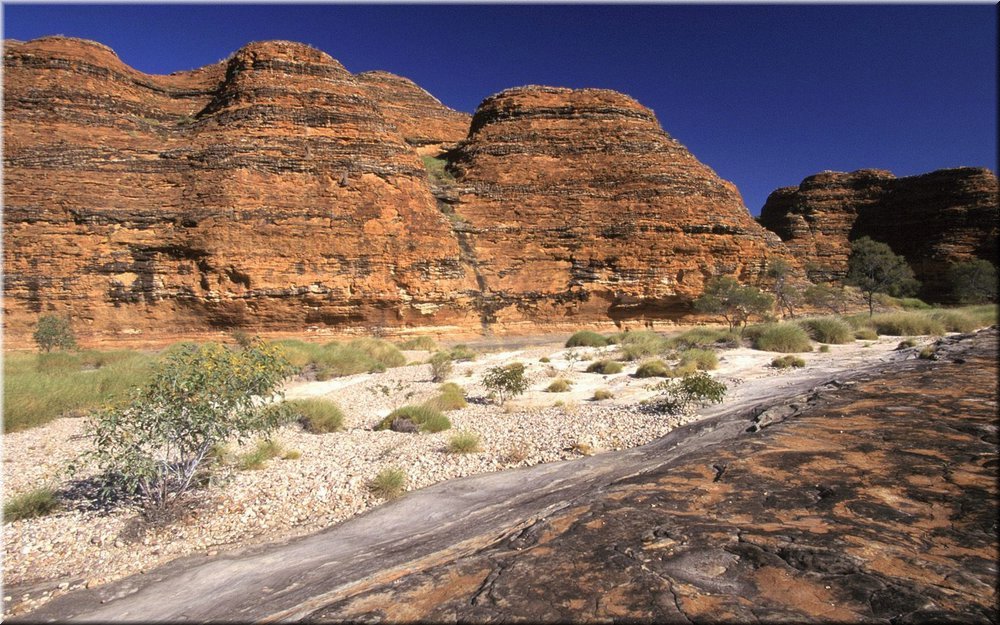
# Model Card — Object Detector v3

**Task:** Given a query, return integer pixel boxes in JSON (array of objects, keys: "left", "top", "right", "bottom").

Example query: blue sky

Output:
[{"left": 3, "top": 4, "right": 996, "bottom": 213}]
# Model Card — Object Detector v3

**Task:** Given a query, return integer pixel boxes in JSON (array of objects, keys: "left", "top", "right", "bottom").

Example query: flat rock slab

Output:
[{"left": 18, "top": 330, "right": 998, "bottom": 623}]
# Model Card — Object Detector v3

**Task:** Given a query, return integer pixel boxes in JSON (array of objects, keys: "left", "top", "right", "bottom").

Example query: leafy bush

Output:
[
  {"left": 80, "top": 340, "right": 293, "bottom": 509},
  {"left": 237, "top": 439, "right": 283, "bottom": 470},
  {"left": 617, "top": 331, "right": 668, "bottom": 360},
  {"left": 368, "top": 467, "right": 407, "bottom": 500},
  {"left": 678, "top": 348, "right": 718, "bottom": 371},
  {"left": 565, "top": 330, "right": 609, "bottom": 348},
  {"left": 33, "top": 315, "right": 77, "bottom": 353},
  {"left": 771, "top": 355, "right": 805, "bottom": 369},
  {"left": 948, "top": 260, "right": 998, "bottom": 304},
  {"left": 592, "top": 389, "right": 614, "bottom": 401},
  {"left": 447, "top": 431, "right": 482, "bottom": 454},
  {"left": 397, "top": 336, "right": 438, "bottom": 351},
  {"left": 635, "top": 360, "right": 670, "bottom": 378},
  {"left": 429, "top": 351, "right": 453, "bottom": 382},
  {"left": 846, "top": 237, "right": 919, "bottom": 316},
  {"left": 286, "top": 398, "right": 345, "bottom": 433},
  {"left": 870, "top": 312, "right": 945, "bottom": 336},
  {"left": 586, "top": 360, "right": 623, "bottom": 374},
  {"left": 546, "top": 378, "right": 572, "bottom": 393},
  {"left": 929, "top": 310, "right": 978, "bottom": 333},
  {"left": 652, "top": 372, "right": 727, "bottom": 414},
  {"left": 694, "top": 277, "right": 775, "bottom": 332},
  {"left": 376, "top": 405, "right": 451, "bottom": 433},
  {"left": 748, "top": 323, "right": 813, "bottom": 353},
  {"left": 424, "top": 383, "right": 467, "bottom": 411},
  {"left": 854, "top": 328, "right": 879, "bottom": 341},
  {"left": 668, "top": 326, "right": 739, "bottom": 349},
  {"left": 483, "top": 363, "right": 528, "bottom": 404},
  {"left": 4, "top": 487, "right": 59, "bottom": 522},
  {"left": 796, "top": 317, "right": 853, "bottom": 344},
  {"left": 421, "top": 154, "right": 457, "bottom": 185},
  {"left": 804, "top": 283, "right": 848, "bottom": 315}
]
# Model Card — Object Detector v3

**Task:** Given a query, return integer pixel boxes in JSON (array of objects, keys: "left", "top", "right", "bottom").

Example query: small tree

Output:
[
  {"left": 846, "top": 237, "right": 919, "bottom": 316},
  {"left": 765, "top": 258, "right": 802, "bottom": 318},
  {"left": 482, "top": 362, "right": 528, "bottom": 405},
  {"left": 948, "top": 260, "right": 997, "bottom": 304},
  {"left": 33, "top": 315, "right": 77, "bottom": 352},
  {"left": 803, "top": 283, "right": 847, "bottom": 315},
  {"left": 81, "top": 340, "right": 293, "bottom": 509},
  {"left": 651, "top": 372, "right": 727, "bottom": 415},
  {"left": 694, "top": 276, "right": 775, "bottom": 334}
]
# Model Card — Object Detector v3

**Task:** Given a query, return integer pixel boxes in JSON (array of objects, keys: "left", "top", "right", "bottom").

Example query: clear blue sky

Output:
[{"left": 3, "top": 4, "right": 996, "bottom": 213}]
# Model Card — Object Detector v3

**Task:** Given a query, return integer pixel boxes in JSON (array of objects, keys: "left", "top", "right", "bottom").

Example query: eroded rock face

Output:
[
  {"left": 3, "top": 36, "right": 479, "bottom": 341},
  {"left": 758, "top": 167, "right": 999, "bottom": 300},
  {"left": 447, "top": 86, "right": 795, "bottom": 327}
]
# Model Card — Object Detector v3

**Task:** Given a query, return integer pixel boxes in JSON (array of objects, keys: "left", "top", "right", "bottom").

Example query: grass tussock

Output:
[
  {"left": 747, "top": 323, "right": 813, "bottom": 353},
  {"left": 797, "top": 317, "right": 853, "bottom": 344},
  {"left": 929, "top": 310, "right": 979, "bottom": 333},
  {"left": 616, "top": 331, "right": 668, "bottom": 361},
  {"left": 678, "top": 348, "right": 718, "bottom": 371},
  {"left": 237, "top": 439, "right": 283, "bottom": 470},
  {"left": 818, "top": 344, "right": 831, "bottom": 353},
  {"left": 376, "top": 405, "right": 451, "bottom": 433},
  {"left": 397, "top": 336, "right": 438, "bottom": 351},
  {"left": 958, "top": 304, "right": 998, "bottom": 327},
  {"left": 368, "top": 467, "right": 407, "bottom": 500},
  {"left": 592, "top": 389, "right": 614, "bottom": 401},
  {"left": 565, "top": 330, "right": 610, "bottom": 348},
  {"left": 854, "top": 328, "right": 879, "bottom": 341},
  {"left": 423, "top": 382, "right": 467, "bottom": 411},
  {"left": 447, "top": 431, "right": 482, "bottom": 454},
  {"left": 869, "top": 312, "right": 945, "bottom": 337},
  {"left": 287, "top": 398, "right": 345, "bottom": 433},
  {"left": 771, "top": 355, "right": 806, "bottom": 369},
  {"left": 586, "top": 359, "right": 623, "bottom": 374},
  {"left": 668, "top": 326, "right": 739, "bottom": 349},
  {"left": 546, "top": 378, "right": 572, "bottom": 393},
  {"left": 635, "top": 360, "right": 670, "bottom": 378},
  {"left": 4, "top": 487, "right": 60, "bottom": 522},
  {"left": 273, "top": 338, "right": 404, "bottom": 379},
  {"left": 446, "top": 344, "right": 476, "bottom": 361},
  {"left": 3, "top": 349, "right": 156, "bottom": 432}
]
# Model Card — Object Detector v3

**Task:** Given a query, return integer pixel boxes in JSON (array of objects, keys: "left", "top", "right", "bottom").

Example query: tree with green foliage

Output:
[
  {"left": 846, "top": 237, "right": 919, "bottom": 316},
  {"left": 694, "top": 276, "right": 775, "bottom": 334},
  {"left": 80, "top": 340, "right": 293, "bottom": 509},
  {"left": 765, "top": 258, "right": 802, "bottom": 318},
  {"left": 948, "top": 260, "right": 997, "bottom": 304},
  {"left": 803, "top": 283, "right": 848, "bottom": 315},
  {"left": 33, "top": 315, "right": 77, "bottom": 353},
  {"left": 482, "top": 362, "right": 529, "bottom": 404}
]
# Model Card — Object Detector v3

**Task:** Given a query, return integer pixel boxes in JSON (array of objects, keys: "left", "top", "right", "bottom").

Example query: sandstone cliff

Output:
[
  {"left": 4, "top": 37, "right": 795, "bottom": 344},
  {"left": 758, "top": 167, "right": 999, "bottom": 301}
]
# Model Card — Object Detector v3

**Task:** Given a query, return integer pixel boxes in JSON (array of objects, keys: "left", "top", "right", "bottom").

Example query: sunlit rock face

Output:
[{"left": 759, "top": 167, "right": 999, "bottom": 301}]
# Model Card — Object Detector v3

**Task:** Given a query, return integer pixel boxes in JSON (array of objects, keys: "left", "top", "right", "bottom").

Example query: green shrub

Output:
[
  {"left": 237, "top": 439, "right": 284, "bottom": 470},
  {"left": 635, "top": 360, "right": 670, "bottom": 378},
  {"left": 368, "top": 467, "right": 407, "bottom": 500},
  {"left": 80, "top": 340, "right": 293, "bottom": 509},
  {"left": 668, "top": 326, "right": 739, "bottom": 349},
  {"left": 652, "top": 372, "right": 727, "bottom": 414},
  {"left": 33, "top": 315, "right": 77, "bottom": 353},
  {"left": 854, "top": 328, "right": 879, "bottom": 341},
  {"left": 771, "top": 355, "right": 806, "bottom": 369},
  {"left": 376, "top": 405, "right": 451, "bottom": 433},
  {"left": 948, "top": 260, "right": 998, "bottom": 304},
  {"left": 483, "top": 363, "right": 528, "bottom": 404},
  {"left": 397, "top": 336, "right": 438, "bottom": 351},
  {"left": 447, "top": 431, "right": 482, "bottom": 454},
  {"left": 870, "top": 312, "right": 945, "bottom": 336},
  {"left": 749, "top": 323, "right": 813, "bottom": 353},
  {"left": 618, "top": 331, "right": 668, "bottom": 360},
  {"left": 592, "top": 389, "right": 614, "bottom": 401},
  {"left": 586, "top": 360, "right": 623, "bottom": 374},
  {"left": 423, "top": 382, "right": 467, "bottom": 411},
  {"left": 546, "top": 378, "right": 572, "bottom": 393},
  {"left": 797, "top": 317, "right": 853, "bottom": 344},
  {"left": 565, "top": 330, "right": 610, "bottom": 348},
  {"left": 694, "top": 276, "right": 775, "bottom": 332},
  {"left": 818, "top": 344, "right": 831, "bottom": 353},
  {"left": 4, "top": 487, "right": 59, "bottom": 522},
  {"left": 421, "top": 154, "right": 457, "bottom": 185},
  {"left": 429, "top": 351, "right": 453, "bottom": 382},
  {"left": 678, "top": 348, "right": 718, "bottom": 371},
  {"left": 286, "top": 398, "right": 345, "bottom": 433},
  {"left": 929, "top": 310, "right": 978, "bottom": 333}
]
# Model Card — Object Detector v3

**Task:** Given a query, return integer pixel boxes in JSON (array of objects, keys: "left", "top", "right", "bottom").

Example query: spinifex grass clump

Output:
[
  {"left": 546, "top": 378, "right": 572, "bottom": 392},
  {"left": 397, "top": 336, "right": 437, "bottom": 351},
  {"left": 271, "top": 338, "right": 405, "bottom": 379},
  {"left": 635, "top": 360, "right": 670, "bottom": 378},
  {"left": 586, "top": 360, "right": 623, "bottom": 374},
  {"left": 423, "top": 382, "right": 467, "bottom": 411},
  {"left": 592, "top": 389, "right": 614, "bottom": 401},
  {"left": 869, "top": 312, "right": 945, "bottom": 336},
  {"left": 3, "top": 349, "right": 156, "bottom": 432},
  {"left": 447, "top": 431, "right": 482, "bottom": 454},
  {"left": 616, "top": 331, "right": 668, "bottom": 361},
  {"left": 668, "top": 326, "right": 739, "bottom": 350},
  {"left": 4, "top": 487, "right": 59, "bottom": 522},
  {"left": 678, "top": 348, "right": 718, "bottom": 371},
  {"left": 771, "top": 355, "right": 806, "bottom": 369},
  {"left": 286, "top": 398, "right": 345, "bottom": 433},
  {"left": 368, "top": 467, "right": 407, "bottom": 500},
  {"left": 376, "top": 405, "right": 451, "bottom": 433},
  {"left": 929, "top": 310, "right": 978, "bottom": 333},
  {"left": 237, "top": 439, "right": 284, "bottom": 471},
  {"left": 797, "top": 317, "right": 853, "bottom": 344},
  {"left": 746, "top": 323, "right": 813, "bottom": 353},
  {"left": 565, "top": 330, "right": 610, "bottom": 348}
]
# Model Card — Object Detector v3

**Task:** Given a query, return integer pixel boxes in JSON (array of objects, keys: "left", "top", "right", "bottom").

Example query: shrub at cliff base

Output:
[
  {"left": 948, "top": 260, "right": 998, "bottom": 304},
  {"left": 33, "top": 315, "right": 77, "bottom": 353},
  {"left": 869, "top": 312, "right": 945, "bottom": 337},
  {"left": 796, "top": 317, "right": 853, "bottom": 344},
  {"left": 747, "top": 323, "right": 813, "bottom": 353},
  {"left": 3, "top": 349, "right": 155, "bottom": 432},
  {"left": 79, "top": 340, "right": 293, "bottom": 509},
  {"left": 565, "top": 330, "right": 610, "bottom": 348}
]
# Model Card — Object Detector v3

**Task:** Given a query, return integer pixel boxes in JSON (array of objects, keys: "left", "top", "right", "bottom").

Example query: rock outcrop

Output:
[
  {"left": 445, "top": 86, "right": 794, "bottom": 327},
  {"left": 3, "top": 37, "right": 796, "bottom": 344},
  {"left": 758, "top": 167, "right": 999, "bottom": 301}
]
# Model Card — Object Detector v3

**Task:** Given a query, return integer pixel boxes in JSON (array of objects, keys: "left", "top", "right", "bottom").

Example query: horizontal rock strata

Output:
[{"left": 758, "top": 167, "right": 999, "bottom": 300}]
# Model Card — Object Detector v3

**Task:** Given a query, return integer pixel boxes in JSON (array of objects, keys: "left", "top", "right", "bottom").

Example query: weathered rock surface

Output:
[
  {"left": 17, "top": 329, "right": 997, "bottom": 622},
  {"left": 758, "top": 167, "right": 999, "bottom": 300},
  {"left": 4, "top": 38, "right": 802, "bottom": 344},
  {"left": 447, "top": 86, "right": 795, "bottom": 328}
]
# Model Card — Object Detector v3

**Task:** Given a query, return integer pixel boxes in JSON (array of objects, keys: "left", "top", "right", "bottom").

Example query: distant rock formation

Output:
[
  {"left": 3, "top": 36, "right": 794, "bottom": 344},
  {"left": 758, "top": 167, "right": 999, "bottom": 301}
]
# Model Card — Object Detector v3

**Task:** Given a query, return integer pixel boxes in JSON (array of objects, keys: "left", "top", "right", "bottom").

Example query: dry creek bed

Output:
[{"left": 2, "top": 334, "right": 926, "bottom": 616}]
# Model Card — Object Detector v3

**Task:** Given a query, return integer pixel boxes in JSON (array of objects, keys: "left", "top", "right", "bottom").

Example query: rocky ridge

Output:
[{"left": 758, "top": 167, "right": 999, "bottom": 300}]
